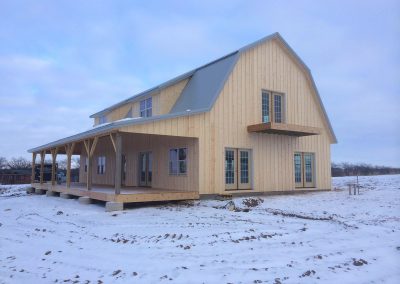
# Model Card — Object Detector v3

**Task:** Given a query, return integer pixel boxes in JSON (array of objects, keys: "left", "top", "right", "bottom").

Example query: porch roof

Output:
[{"left": 27, "top": 109, "right": 203, "bottom": 153}]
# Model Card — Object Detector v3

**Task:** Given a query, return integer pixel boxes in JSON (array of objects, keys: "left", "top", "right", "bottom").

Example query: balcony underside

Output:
[{"left": 247, "top": 122, "right": 321, "bottom": 137}]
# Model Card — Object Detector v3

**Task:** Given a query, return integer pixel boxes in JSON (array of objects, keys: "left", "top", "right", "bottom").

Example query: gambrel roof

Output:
[{"left": 29, "top": 32, "right": 336, "bottom": 153}]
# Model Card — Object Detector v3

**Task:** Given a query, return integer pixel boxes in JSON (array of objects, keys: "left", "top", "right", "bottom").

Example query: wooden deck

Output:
[{"left": 32, "top": 183, "right": 199, "bottom": 203}]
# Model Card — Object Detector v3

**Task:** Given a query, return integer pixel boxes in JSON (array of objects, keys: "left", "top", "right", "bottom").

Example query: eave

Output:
[{"left": 247, "top": 122, "right": 321, "bottom": 137}]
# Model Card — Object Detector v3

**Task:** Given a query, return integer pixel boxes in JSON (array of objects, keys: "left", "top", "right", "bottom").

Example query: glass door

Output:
[
  {"left": 294, "top": 152, "right": 315, "bottom": 188},
  {"left": 303, "top": 153, "right": 315, "bottom": 188},
  {"left": 139, "top": 152, "right": 152, "bottom": 187},
  {"left": 225, "top": 148, "right": 252, "bottom": 190},
  {"left": 225, "top": 149, "right": 237, "bottom": 190},
  {"left": 294, "top": 153, "right": 303, "bottom": 188},
  {"left": 238, "top": 150, "right": 251, "bottom": 189}
]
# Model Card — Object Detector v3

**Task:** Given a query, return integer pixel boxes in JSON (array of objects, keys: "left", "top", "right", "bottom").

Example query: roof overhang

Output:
[
  {"left": 247, "top": 122, "right": 321, "bottom": 137},
  {"left": 28, "top": 109, "right": 207, "bottom": 153}
]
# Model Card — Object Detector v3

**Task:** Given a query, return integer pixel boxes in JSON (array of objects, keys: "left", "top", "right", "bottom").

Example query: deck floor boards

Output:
[{"left": 32, "top": 183, "right": 199, "bottom": 203}]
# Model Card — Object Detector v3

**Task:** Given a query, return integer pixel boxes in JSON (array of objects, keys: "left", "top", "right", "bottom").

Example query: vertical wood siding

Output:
[
  {"left": 79, "top": 133, "right": 198, "bottom": 192},
  {"left": 94, "top": 79, "right": 189, "bottom": 125},
  {"left": 119, "top": 38, "right": 333, "bottom": 194}
]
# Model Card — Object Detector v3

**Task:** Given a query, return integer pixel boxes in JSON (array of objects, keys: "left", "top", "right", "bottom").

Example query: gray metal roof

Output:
[
  {"left": 28, "top": 32, "right": 337, "bottom": 153},
  {"left": 171, "top": 52, "right": 239, "bottom": 113},
  {"left": 28, "top": 109, "right": 206, "bottom": 153},
  {"left": 90, "top": 52, "right": 238, "bottom": 118}
]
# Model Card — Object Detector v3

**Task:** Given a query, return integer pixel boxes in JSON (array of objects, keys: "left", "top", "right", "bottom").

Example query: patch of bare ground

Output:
[{"left": 265, "top": 208, "right": 358, "bottom": 229}]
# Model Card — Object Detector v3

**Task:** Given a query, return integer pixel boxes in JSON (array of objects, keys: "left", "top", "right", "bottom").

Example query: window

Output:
[
  {"left": 140, "top": 97, "right": 152, "bottom": 118},
  {"left": 294, "top": 153, "right": 302, "bottom": 183},
  {"left": 99, "top": 115, "right": 107, "bottom": 124},
  {"left": 261, "top": 90, "right": 284, "bottom": 123},
  {"left": 225, "top": 149, "right": 235, "bottom": 184},
  {"left": 262, "top": 91, "right": 270, "bottom": 123},
  {"left": 97, "top": 156, "right": 106, "bottom": 175},
  {"left": 225, "top": 148, "right": 252, "bottom": 190},
  {"left": 84, "top": 157, "right": 88, "bottom": 172},
  {"left": 304, "top": 153, "right": 313, "bottom": 183},
  {"left": 294, "top": 152, "right": 315, "bottom": 188},
  {"left": 274, "top": 94, "right": 283, "bottom": 123},
  {"left": 240, "top": 150, "right": 249, "bottom": 184},
  {"left": 169, "top": 148, "right": 187, "bottom": 175}
]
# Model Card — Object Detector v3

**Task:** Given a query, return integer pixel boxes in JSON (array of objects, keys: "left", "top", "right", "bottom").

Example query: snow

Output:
[{"left": 0, "top": 175, "right": 399, "bottom": 283}]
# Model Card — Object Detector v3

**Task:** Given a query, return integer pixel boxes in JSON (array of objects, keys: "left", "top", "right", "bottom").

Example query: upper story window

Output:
[
  {"left": 99, "top": 115, "right": 107, "bottom": 125},
  {"left": 140, "top": 97, "right": 152, "bottom": 118},
  {"left": 261, "top": 90, "right": 285, "bottom": 123}
]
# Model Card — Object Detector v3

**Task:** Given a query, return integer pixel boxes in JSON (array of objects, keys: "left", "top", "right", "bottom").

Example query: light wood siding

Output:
[
  {"left": 157, "top": 78, "right": 189, "bottom": 114},
  {"left": 93, "top": 78, "right": 189, "bottom": 125},
  {"left": 209, "top": 38, "right": 332, "bottom": 193},
  {"left": 80, "top": 133, "right": 198, "bottom": 192},
  {"left": 119, "top": 38, "right": 332, "bottom": 194}
]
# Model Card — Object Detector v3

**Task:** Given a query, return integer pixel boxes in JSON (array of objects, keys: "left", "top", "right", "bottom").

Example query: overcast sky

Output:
[{"left": 0, "top": 0, "right": 399, "bottom": 166}]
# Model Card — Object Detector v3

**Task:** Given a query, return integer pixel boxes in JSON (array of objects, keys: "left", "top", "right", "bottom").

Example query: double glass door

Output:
[
  {"left": 139, "top": 152, "right": 152, "bottom": 187},
  {"left": 294, "top": 152, "right": 315, "bottom": 188},
  {"left": 225, "top": 148, "right": 252, "bottom": 190}
]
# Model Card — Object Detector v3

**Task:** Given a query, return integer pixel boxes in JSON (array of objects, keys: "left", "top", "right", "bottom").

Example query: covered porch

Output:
[
  {"left": 29, "top": 128, "right": 200, "bottom": 210},
  {"left": 32, "top": 182, "right": 199, "bottom": 203}
]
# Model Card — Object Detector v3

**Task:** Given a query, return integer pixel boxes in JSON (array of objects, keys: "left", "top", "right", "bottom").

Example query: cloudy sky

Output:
[{"left": 0, "top": 0, "right": 399, "bottom": 166}]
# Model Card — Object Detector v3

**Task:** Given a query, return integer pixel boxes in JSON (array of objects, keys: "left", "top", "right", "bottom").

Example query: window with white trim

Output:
[
  {"left": 99, "top": 115, "right": 107, "bottom": 124},
  {"left": 261, "top": 90, "right": 285, "bottom": 123},
  {"left": 97, "top": 156, "right": 106, "bottom": 175},
  {"left": 140, "top": 97, "right": 152, "bottom": 118},
  {"left": 294, "top": 152, "right": 315, "bottom": 188},
  {"left": 169, "top": 148, "right": 187, "bottom": 175},
  {"left": 274, "top": 93, "right": 283, "bottom": 123},
  {"left": 262, "top": 91, "right": 270, "bottom": 123}
]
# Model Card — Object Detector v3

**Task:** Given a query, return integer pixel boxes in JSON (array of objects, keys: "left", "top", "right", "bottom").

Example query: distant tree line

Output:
[
  {"left": 331, "top": 162, "right": 400, "bottom": 177},
  {"left": 0, "top": 156, "right": 80, "bottom": 172},
  {"left": 1, "top": 156, "right": 399, "bottom": 177}
]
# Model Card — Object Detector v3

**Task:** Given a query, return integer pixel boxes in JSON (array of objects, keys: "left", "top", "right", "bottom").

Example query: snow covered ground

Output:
[{"left": 0, "top": 175, "right": 399, "bottom": 284}]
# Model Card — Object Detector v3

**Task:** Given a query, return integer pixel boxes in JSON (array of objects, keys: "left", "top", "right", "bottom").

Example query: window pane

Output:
[
  {"left": 140, "top": 110, "right": 145, "bottom": 117},
  {"left": 169, "top": 149, "right": 178, "bottom": 161},
  {"left": 169, "top": 161, "right": 177, "bottom": 175},
  {"left": 225, "top": 150, "right": 235, "bottom": 184},
  {"left": 274, "top": 94, "right": 282, "bottom": 123},
  {"left": 140, "top": 100, "right": 146, "bottom": 111},
  {"left": 169, "top": 149, "right": 178, "bottom": 175},
  {"left": 304, "top": 154, "right": 313, "bottom": 183},
  {"left": 294, "top": 153, "right": 302, "bottom": 183},
  {"left": 262, "top": 91, "right": 270, "bottom": 123},
  {"left": 179, "top": 161, "right": 187, "bottom": 174},
  {"left": 146, "top": 98, "right": 152, "bottom": 108},
  {"left": 240, "top": 151, "right": 249, "bottom": 184},
  {"left": 146, "top": 108, "right": 152, "bottom": 117},
  {"left": 179, "top": 148, "right": 187, "bottom": 160}
]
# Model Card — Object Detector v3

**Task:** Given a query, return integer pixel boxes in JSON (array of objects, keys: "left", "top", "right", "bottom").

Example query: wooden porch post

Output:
[
  {"left": 51, "top": 148, "right": 58, "bottom": 186},
  {"left": 40, "top": 151, "right": 45, "bottom": 184},
  {"left": 84, "top": 137, "right": 98, "bottom": 191},
  {"left": 114, "top": 133, "right": 122, "bottom": 195},
  {"left": 65, "top": 143, "right": 75, "bottom": 188},
  {"left": 31, "top": 153, "right": 37, "bottom": 184}
]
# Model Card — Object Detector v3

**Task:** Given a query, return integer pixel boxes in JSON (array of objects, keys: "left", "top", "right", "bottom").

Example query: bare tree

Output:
[
  {"left": 0, "top": 156, "right": 7, "bottom": 169},
  {"left": 57, "top": 159, "right": 68, "bottom": 170},
  {"left": 72, "top": 157, "right": 80, "bottom": 169},
  {"left": 7, "top": 157, "right": 31, "bottom": 169}
]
